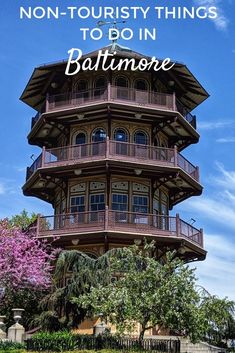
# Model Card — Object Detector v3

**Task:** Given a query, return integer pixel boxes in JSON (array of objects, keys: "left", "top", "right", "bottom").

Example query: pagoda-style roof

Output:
[{"left": 20, "top": 44, "right": 209, "bottom": 112}]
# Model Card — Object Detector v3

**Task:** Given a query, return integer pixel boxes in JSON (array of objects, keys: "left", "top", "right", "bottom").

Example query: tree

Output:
[
  {"left": 0, "top": 219, "right": 57, "bottom": 329},
  {"left": 36, "top": 250, "right": 111, "bottom": 331},
  {"left": 200, "top": 293, "right": 235, "bottom": 347},
  {"left": 75, "top": 243, "right": 205, "bottom": 342},
  {"left": 38, "top": 242, "right": 235, "bottom": 347},
  {"left": 8, "top": 209, "right": 37, "bottom": 230}
]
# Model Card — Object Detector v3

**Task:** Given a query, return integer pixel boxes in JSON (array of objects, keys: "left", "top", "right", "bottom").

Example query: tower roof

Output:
[{"left": 20, "top": 45, "right": 209, "bottom": 112}]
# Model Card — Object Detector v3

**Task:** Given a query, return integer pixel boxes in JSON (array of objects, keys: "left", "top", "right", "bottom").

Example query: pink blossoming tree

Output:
[{"left": 0, "top": 219, "right": 58, "bottom": 329}]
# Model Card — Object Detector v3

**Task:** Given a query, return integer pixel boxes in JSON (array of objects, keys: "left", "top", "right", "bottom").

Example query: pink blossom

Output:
[{"left": 0, "top": 219, "right": 57, "bottom": 291}]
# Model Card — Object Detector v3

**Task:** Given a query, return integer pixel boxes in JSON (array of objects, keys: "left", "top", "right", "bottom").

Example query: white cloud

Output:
[
  {"left": 198, "top": 121, "right": 234, "bottom": 130},
  {"left": 216, "top": 137, "right": 235, "bottom": 143},
  {"left": 194, "top": 233, "right": 235, "bottom": 300},
  {"left": 0, "top": 183, "right": 6, "bottom": 195},
  {"left": 181, "top": 196, "right": 235, "bottom": 229},
  {"left": 193, "top": 0, "right": 229, "bottom": 31},
  {"left": 213, "top": 162, "right": 235, "bottom": 191},
  {"left": 179, "top": 164, "right": 235, "bottom": 300},
  {"left": 179, "top": 163, "right": 235, "bottom": 229}
]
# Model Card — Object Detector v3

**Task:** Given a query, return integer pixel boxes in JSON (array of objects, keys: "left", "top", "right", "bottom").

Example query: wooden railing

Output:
[
  {"left": 25, "top": 140, "right": 199, "bottom": 182},
  {"left": 26, "top": 153, "right": 42, "bottom": 180},
  {"left": 31, "top": 86, "right": 196, "bottom": 129},
  {"left": 35, "top": 209, "right": 203, "bottom": 248}
]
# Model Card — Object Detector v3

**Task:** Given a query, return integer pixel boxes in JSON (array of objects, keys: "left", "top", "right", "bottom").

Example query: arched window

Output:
[
  {"left": 135, "top": 79, "right": 148, "bottom": 91},
  {"left": 74, "top": 79, "right": 88, "bottom": 92},
  {"left": 75, "top": 132, "right": 86, "bottom": 145},
  {"left": 134, "top": 131, "right": 148, "bottom": 145},
  {"left": 114, "top": 129, "right": 128, "bottom": 142},
  {"left": 114, "top": 128, "right": 128, "bottom": 155},
  {"left": 94, "top": 76, "right": 107, "bottom": 98},
  {"left": 115, "top": 76, "right": 129, "bottom": 100},
  {"left": 84, "top": 252, "right": 98, "bottom": 259},
  {"left": 115, "top": 76, "right": 128, "bottom": 88},
  {"left": 74, "top": 132, "right": 87, "bottom": 158},
  {"left": 92, "top": 128, "right": 106, "bottom": 142},
  {"left": 74, "top": 80, "right": 89, "bottom": 101}
]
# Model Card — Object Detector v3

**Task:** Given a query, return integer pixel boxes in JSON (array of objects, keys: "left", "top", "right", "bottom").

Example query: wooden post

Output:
[
  {"left": 196, "top": 166, "right": 200, "bottom": 182},
  {"left": 104, "top": 205, "right": 109, "bottom": 230},
  {"left": 174, "top": 145, "right": 178, "bottom": 167},
  {"left": 176, "top": 213, "right": 180, "bottom": 236},
  {"left": 45, "top": 93, "right": 49, "bottom": 112},
  {"left": 200, "top": 228, "right": 204, "bottom": 248},
  {"left": 36, "top": 214, "right": 41, "bottom": 237},
  {"left": 107, "top": 82, "right": 111, "bottom": 101},
  {"left": 172, "top": 91, "right": 176, "bottom": 111},
  {"left": 41, "top": 146, "right": 46, "bottom": 167},
  {"left": 106, "top": 136, "right": 110, "bottom": 159}
]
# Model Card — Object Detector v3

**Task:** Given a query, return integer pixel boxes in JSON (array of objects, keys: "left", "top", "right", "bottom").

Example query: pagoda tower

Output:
[{"left": 21, "top": 44, "right": 208, "bottom": 264}]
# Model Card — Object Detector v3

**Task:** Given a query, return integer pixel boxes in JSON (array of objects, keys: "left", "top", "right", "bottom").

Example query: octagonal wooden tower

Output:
[{"left": 21, "top": 45, "right": 208, "bottom": 263}]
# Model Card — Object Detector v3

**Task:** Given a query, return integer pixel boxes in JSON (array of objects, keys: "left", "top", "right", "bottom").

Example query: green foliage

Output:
[
  {"left": 200, "top": 294, "right": 235, "bottom": 347},
  {"left": 36, "top": 241, "right": 235, "bottom": 348},
  {"left": 26, "top": 332, "right": 178, "bottom": 352},
  {"left": 75, "top": 243, "right": 204, "bottom": 342},
  {"left": 38, "top": 250, "right": 112, "bottom": 330},
  {"left": 0, "top": 341, "right": 25, "bottom": 351},
  {"left": 0, "top": 285, "right": 49, "bottom": 330},
  {"left": 28, "top": 331, "right": 79, "bottom": 351},
  {"left": 8, "top": 209, "right": 37, "bottom": 230}
]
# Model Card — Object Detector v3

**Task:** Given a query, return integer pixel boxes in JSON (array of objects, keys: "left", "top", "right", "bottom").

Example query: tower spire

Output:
[{"left": 97, "top": 19, "right": 127, "bottom": 51}]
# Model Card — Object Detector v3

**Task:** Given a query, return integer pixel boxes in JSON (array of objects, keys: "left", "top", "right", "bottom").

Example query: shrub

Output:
[{"left": 0, "top": 340, "right": 25, "bottom": 351}]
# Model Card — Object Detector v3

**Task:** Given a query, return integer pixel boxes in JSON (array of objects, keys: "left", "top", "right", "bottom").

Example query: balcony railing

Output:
[
  {"left": 26, "top": 153, "right": 42, "bottom": 180},
  {"left": 31, "top": 86, "right": 196, "bottom": 129},
  {"left": 34, "top": 210, "right": 203, "bottom": 248},
  {"left": 25, "top": 140, "right": 199, "bottom": 182}
]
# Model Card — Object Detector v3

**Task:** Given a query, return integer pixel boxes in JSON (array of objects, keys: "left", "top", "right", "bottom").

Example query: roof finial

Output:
[{"left": 97, "top": 19, "right": 127, "bottom": 51}]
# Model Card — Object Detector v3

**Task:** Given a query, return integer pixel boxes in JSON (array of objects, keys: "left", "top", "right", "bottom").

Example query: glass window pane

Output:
[
  {"left": 134, "top": 131, "right": 148, "bottom": 145},
  {"left": 75, "top": 133, "right": 86, "bottom": 145},
  {"left": 92, "top": 128, "right": 106, "bottom": 142}
]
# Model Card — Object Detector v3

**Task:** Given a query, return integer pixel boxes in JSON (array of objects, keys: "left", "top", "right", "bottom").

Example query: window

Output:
[
  {"left": 73, "top": 132, "right": 87, "bottom": 158},
  {"left": 75, "top": 132, "right": 86, "bottom": 145},
  {"left": 153, "top": 189, "right": 169, "bottom": 230},
  {"left": 135, "top": 79, "right": 148, "bottom": 91},
  {"left": 115, "top": 76, "right": 128, "bottom": 87},
  {"left": 75, "top": 79, "right": 88, "bottom": 92},
  {"left": 90, "top": 194, "right": 105, "bottom": 211},
  {"left": 94, "top": 76, "right": 107, "bottom": 97},
  {"left": 92, "top": 128, "right": 106, "bottom": 155},
  {"left": 132, "top": 195, "right": 148, "bottom": 224},
  {"left": 134, "top": 79, "right": 148, "bottom": 104},
  {"left": 134, "top": 131, "right": 148, "bottom": 158},
  {"left": 92, "top": 128, "right": 106, "bottom": 142},
  {"left": 114, "top": 129, "right": 128, "bottom": 142},
  {"left": 112, "top": 193, "right": 128, "bottom": 223},
  {"left": 132, "top": 195, "right": 148, "bottom": 214},
  {"left": 70, "top": 196, "right": 85, "bottom": 213},
  {"left": 89, "top": 194, "right": 105, "bottom": 223},
  {"left": 112, "top": 194, "right": 128, "bottom": 211},
  {"left": 70, "top": 195, "right": 85, "bottom": 223},
  {"left": 134, "top": 131, "right": 148, "bottom": 145},
  {"left": 114, "top": 128, "right": 128, "bottom": 155},
  {"left": 74, "top": 80, "right": 89, "bottom": 101},
  {"left": 95, "top": 77, "right": 106, "bottom": 88},
  {"left": 115, "top": 76, "right": 129, "bottom": 100}
]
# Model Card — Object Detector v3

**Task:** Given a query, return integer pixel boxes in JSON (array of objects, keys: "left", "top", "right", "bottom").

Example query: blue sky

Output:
[{"left": 0, "top": 0, "right": 235, "bottom": 299}]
